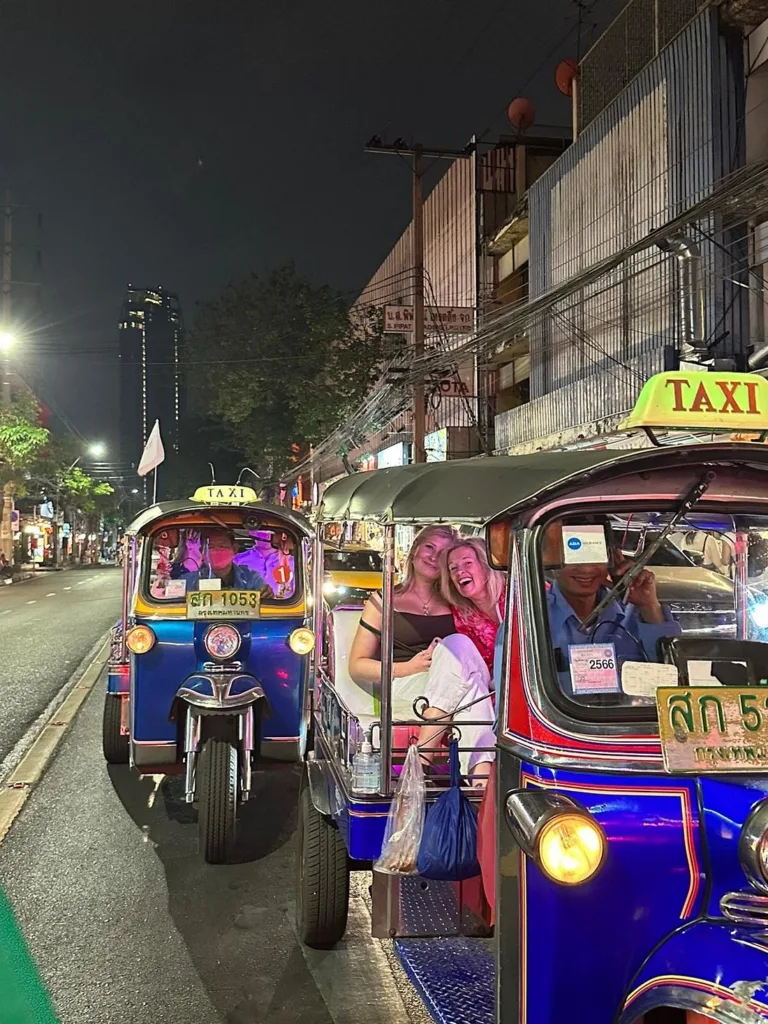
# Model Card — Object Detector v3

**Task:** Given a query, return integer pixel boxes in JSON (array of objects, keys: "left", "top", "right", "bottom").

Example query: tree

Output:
[
  {"left": 0, "top": 392, "right": 49, "bottom": 490},
  {"left": 187, "top": 263, "right": 391, "bottom": 479}
]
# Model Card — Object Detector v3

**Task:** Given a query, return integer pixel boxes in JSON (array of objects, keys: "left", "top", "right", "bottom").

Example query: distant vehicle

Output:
[{"left": 323, "top": 547, "right": 382, "bottom": 607}]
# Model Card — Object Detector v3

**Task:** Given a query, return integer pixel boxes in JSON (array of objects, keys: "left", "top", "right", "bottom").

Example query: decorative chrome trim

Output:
[
  {"left": 177, "top": 678, "right": 266, "bottom": 711},
  {"left": 721, "top": 889, "right": 768, "bottom": 925},
  {"left": 200, "top": 661, "right": 243, "bottom": 673},
  {"left": 740, "top": 799, "right": 768, "bottom": 895}
]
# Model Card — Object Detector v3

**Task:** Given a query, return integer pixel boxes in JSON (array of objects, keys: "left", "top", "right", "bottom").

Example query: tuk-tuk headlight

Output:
[
  {"left": 537, "top": 813, "right": 605, "bottom": 885},
  {"left": 739, "top": 799, "right": 768, "bottom": 893},
  {"left": 505, "top": 789, "right": 606, "bottom": 886},
  {"left": 126, "top": 625, "right": 156, "bottom": 655},
  {"left": 289, "top": 627, "right": 315, "bottom": 655},
  {"left": 203, "top": 624, "right": 241, "bottom": 661}
]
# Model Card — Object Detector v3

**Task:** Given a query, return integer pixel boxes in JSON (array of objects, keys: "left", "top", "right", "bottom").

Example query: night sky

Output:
[{"left": 0, "top": 0, "right": 625, "bottom": 451}]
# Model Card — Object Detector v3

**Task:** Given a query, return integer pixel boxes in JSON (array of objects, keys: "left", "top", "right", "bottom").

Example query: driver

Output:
[
  {"left": 175, "top": 529, "right": 273, "bottom": 595},
  {"left": 543, "top": 520, "right": 681, "bottom": 696}
]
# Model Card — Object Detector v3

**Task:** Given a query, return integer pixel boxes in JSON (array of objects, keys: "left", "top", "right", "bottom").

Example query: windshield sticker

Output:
[
  {"left": 164, "top": 579, "right": 187, "bottom": 599},
  {"left": 562, "top": 525, "right": 609, "bottom": 565},
  {"left": 621, "top": 661, "right": 678, "bottom": 698},
  {"left": 273, "top": 564, "right": 292, "bottom": 584},
  {"left": 199, "top": 578, "right": 222, "bottom": 591},
  {"left": 568, "top": 643, "right": 619, "bottom": 694}
]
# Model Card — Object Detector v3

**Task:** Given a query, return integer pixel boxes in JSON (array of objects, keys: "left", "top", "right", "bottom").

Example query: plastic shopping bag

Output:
[
  {"left": 417, "top": 740, "right": 480, "bottom": 881},
  {"left": 373, "top": 742, "right": 426, "bottom": 875}
]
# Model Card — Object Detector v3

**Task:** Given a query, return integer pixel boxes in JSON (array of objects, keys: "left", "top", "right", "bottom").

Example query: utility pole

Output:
[
  {"left": 2, "top": 190, "right": 12, "bottom": 410},
  {"left": 365, "top": 138, "right": 472, "bottom": 464}
]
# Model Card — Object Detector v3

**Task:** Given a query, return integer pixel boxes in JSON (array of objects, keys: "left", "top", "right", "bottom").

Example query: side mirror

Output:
[{"left": 487, "top": 521, "right": 510, "bottom": 569}]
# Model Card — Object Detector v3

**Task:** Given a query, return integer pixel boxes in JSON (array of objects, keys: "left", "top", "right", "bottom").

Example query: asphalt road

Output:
[
  {"left": 0, "top": 669, "right": 423, "bottom": 1023},
  {"left": 0, "top": 566, "right": 122, "bottom": 769}
]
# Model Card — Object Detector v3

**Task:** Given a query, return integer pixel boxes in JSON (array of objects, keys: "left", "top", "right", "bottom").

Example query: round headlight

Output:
[
  {"left": 204, "top": 624, "right": 241, "bottom": 661},
  {"left": 126, "top": 625, "right": 156, "bottom": 655},
  {"left": 739, "top": 799, "right": 768, "bottom": 892},
  {"left": 537, "top": 813, "right": 606, "bottom": 885},
  {"left": 289, "top": 627, "right": 316, "bottom": 655}
]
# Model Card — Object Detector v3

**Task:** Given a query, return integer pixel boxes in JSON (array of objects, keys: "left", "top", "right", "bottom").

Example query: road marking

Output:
[
  {"left": 63, "top": 586, "right": 71, "bottom": 591},
  {"left": 0, "top": 640, "right": 109, "bottom": 845},
  {"left": 46, "top": 593, "right": 56, "bottom": 598},
  {"left": 0, "top": 609, "right": 11, "bottom": 616},
  {"left": 26, "top": 600, "right": 36, "bottom": 605},
  {"left": 77, "top": 581, "right": 85, "bottom": 585}
]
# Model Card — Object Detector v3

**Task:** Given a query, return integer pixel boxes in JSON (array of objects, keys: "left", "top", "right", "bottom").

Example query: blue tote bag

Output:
[{"left": 417, "top": 740, "right": 480, "bottom": 881}]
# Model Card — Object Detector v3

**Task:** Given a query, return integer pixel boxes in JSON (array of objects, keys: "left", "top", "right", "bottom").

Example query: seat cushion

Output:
[{"left": 328, "top": 606, "right": 378, "bottom": 722}]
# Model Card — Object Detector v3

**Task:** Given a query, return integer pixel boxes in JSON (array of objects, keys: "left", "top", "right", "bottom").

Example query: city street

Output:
[
  {"left": 0, "top": 647, "right": 421, "bottom": 1024},
  {"left": 0, "top": 567, "right": 122, "bottom": 769}
]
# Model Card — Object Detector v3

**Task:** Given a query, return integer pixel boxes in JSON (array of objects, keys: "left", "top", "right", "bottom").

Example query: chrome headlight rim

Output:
[
  {"left": 739, "top": 799, "right": 768, "bottom": 894},
  {"left": 203, "top": 623, "right": 242, "bottom": 662}
]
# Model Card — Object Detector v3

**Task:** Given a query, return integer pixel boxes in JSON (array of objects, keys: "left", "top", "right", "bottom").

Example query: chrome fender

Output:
[
  {"left": 620, "top": 920, "right": 768, "bottom": 1023},
  {"left": 174, "top": 673, "right": 267, "bottom": 712}
]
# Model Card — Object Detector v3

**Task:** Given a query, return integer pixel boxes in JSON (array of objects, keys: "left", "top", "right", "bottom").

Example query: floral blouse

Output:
[{"left": 452, "top": 588, "right": 506, "bottom": 676}]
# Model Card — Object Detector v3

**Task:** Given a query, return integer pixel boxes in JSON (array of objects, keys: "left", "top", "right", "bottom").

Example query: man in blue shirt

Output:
[
  {"left": 178, "top": 529, "right": 272, "bottom": 595},
  {"left": 544, "top": 521, "right": 681, "bottom": 698}
]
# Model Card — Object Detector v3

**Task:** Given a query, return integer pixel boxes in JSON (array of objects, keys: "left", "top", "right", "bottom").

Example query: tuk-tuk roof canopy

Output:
[
  {"left": 316, "top": 444, "right": 768, "bottom": 524},
  {"left": 125, "top": 500, "right": 313, "bottom": 537}
]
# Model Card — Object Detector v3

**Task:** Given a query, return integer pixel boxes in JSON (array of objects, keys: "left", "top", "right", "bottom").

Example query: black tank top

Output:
[{"left": 361, "top": 609, "right": 455, "bottom": 662}]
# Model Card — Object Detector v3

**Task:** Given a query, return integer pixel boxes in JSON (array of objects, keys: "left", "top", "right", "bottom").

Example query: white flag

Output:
[{"left": 137, "top": 420, "right": 165, "bottom": 477}]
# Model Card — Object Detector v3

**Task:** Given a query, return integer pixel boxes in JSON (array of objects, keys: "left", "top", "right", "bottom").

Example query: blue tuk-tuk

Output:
[
  {"left": 298, "top": 371, "right": 768, "bottom": 1022},
  {"left": 102, "top": 483, "right": 315, "bottom": 862}
]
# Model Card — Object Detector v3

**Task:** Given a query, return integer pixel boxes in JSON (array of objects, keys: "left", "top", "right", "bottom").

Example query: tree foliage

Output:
[
  {"left": 0, "top": 392, "right": 50, "bottom": 489},
  {"left": 187, "top": 263, "right": 392, "bottom": 478},
  {"left": 26, "top": 436, "right": 114, "bottom": 512}
]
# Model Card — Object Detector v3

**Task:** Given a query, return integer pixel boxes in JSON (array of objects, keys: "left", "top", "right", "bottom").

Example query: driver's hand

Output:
[{"left": 618, "top": 560, "right": 664, "bottom": 622}]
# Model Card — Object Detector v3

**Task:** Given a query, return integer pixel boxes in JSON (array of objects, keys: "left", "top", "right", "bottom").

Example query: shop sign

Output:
[
  {"left": 377, "top": 442, "right": 407, "bottom": 469},
  {"left": 425, "top": 428, "right": 447, "bottom": 462},
  {"left": 383, "top": 304, "right": 473, "bottom": 334}
]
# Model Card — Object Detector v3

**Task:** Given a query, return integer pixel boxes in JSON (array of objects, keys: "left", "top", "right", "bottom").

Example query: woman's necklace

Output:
[{"left": 413, "top": 588, "right": 433, "bottom": 615}]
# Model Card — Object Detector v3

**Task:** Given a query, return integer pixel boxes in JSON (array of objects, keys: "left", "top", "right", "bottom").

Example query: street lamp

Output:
[
  {"left": 0, "top": 330, "right": 14, "bottom": 410},
  {"left": 57, "top": 442, "right": 108, "bottom": 566}
]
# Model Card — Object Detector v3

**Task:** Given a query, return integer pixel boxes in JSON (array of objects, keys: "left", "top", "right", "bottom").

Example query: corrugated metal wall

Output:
[{"left": 510, "top": 7, "right": 746, "bottom": 446}]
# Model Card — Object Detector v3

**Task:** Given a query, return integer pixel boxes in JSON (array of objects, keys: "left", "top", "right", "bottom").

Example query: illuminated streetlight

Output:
[
  {"left": 0, "top": 331, "right": 15, "bottom": 352},
  {"left": 87, "top": 442, "right": 107, "bottom": 458}
]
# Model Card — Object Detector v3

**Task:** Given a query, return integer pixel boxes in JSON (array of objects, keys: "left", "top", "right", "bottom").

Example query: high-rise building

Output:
[{"left": 118, "top": 286, "right": 183, "bottom": 496}]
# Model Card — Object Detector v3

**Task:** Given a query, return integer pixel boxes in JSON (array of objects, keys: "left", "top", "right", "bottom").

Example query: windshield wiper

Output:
[{"left": 580, "top": 471, "right": 716, "bottom": 632}]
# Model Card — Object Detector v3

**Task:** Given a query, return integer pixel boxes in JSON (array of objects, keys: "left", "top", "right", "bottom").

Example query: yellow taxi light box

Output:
[
  {"left": 621, "top": 371, "right": 768, "bottom": 433},
  {"left": 190, "top": 485, "right": 259, "bottom": 505}
]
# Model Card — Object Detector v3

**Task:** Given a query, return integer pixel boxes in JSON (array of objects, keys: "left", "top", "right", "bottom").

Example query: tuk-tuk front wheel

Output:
[
  {"left": 102, "top": 694, "right": 129, "bottom": 764},
  {"left": 296, "top": 780, "right": 349, "bottom": 949},
  {"left": 197, "top": 737, "right": 238, "bottom": 863}
]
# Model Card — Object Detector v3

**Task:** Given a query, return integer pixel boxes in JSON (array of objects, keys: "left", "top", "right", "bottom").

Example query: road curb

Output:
[{"left": 0, "top": 640, "right": 110, "bottom": 845}]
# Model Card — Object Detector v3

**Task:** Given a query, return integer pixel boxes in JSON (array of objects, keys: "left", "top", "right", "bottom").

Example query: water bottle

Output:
[{"left": 351, "top": 729, "right": 380, "bottom": 795}]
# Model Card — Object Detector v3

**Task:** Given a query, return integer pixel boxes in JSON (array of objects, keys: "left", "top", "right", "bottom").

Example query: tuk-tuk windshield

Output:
[
  {"left": 539, "top": 510, "right": 768, "bottom": 712},
  {"left": 147, "top": 522, "right": 298, "bottom": 603}
]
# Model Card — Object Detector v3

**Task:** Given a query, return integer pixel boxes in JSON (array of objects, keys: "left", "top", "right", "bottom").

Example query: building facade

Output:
[{"left": 118, "top": 286, "right": 183, "bottom": 490}]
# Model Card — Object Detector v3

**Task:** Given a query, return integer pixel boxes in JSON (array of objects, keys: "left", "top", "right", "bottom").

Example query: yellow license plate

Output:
[
  {"left": 657, "top": 686, "right": 768, "bottom": 772},
  {"left": 186, "top": 590, "right": 260, "bottom": 620}
]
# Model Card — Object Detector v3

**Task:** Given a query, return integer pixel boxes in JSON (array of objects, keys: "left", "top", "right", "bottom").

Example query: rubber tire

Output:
[
  {"left": 197, "top": 737, "right": 238, "bottom": 864},
  {"left": 296, "top": 778, "right": 349, "bottom": 949},
  {"left": 102, "top": 694, "right": 129, "bottom": 764}
]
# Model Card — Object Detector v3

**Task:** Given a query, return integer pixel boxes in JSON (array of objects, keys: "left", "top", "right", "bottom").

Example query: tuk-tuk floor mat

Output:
[{"left": 394, "top": 937, "right": 494, "bottom": 1024}]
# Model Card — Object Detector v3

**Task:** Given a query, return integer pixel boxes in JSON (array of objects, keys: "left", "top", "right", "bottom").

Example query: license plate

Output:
[
  {"left": 657, "top": 686, "right": 768, "bottom": 772},
  {"left": 186, "top": 590, "right": 260, "bottom": 620}
]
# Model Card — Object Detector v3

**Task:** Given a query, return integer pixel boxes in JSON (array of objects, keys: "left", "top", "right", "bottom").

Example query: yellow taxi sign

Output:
[
  {"left": 190, "top": 484, "right": 259, "bottom": 505},
  {"left": 620, "top": 371, "right": 768, "bottom": 433}
]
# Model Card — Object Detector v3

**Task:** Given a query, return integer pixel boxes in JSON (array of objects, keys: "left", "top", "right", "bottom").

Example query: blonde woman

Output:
[
  {"left": 348, "top": 525, "right": 458, "bottom": 719},
  {"left": 416, "top": 537, "right": 504, "bottom": 785}
]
